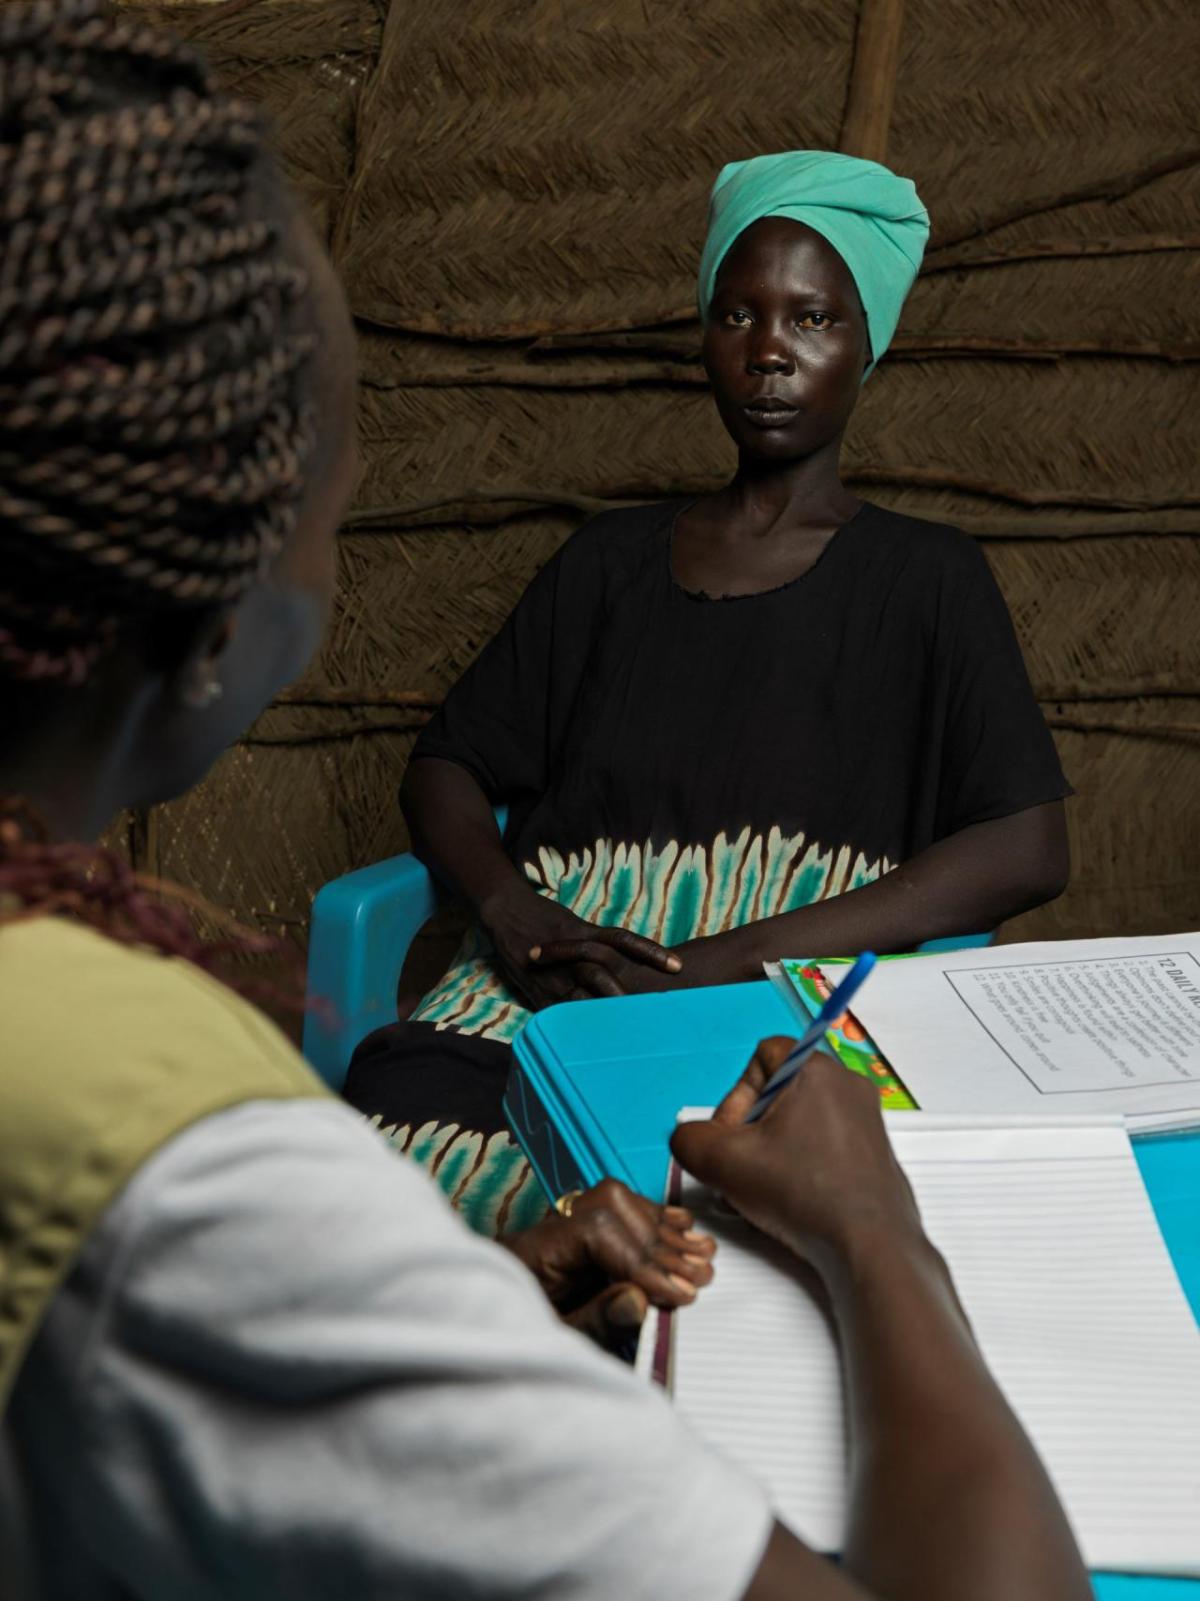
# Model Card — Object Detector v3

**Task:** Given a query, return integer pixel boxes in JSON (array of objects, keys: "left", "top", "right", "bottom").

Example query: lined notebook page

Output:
[{"left": 667, "top": 1116, "right": 1200, "bottom": 1576}]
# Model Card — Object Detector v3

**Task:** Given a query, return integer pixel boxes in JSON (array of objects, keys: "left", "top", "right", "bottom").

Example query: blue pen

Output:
[{"left": 746, "top": 951, "right": 878, "bottom": 1123}]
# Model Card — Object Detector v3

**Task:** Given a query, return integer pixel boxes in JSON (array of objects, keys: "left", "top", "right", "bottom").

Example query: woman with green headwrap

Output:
[{"left": 347, "top": 151, "right": 1071, "bottom": 1234}]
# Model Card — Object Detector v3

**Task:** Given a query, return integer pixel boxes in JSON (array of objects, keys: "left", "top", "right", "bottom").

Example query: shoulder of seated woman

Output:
[
  {"left": 558, "top": 500, "right": 685, "bottom": 576},
  {"left": 858, "top": 502, "right": 981, "bottom": 564}
]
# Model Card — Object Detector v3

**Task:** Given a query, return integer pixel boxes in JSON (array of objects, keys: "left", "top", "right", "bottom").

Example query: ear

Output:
[
  {"left": 177, "top": 612, "right": 237, "bottom": 711},
  {"left": 138, "top": 605, "right": 237, "bottom": 710}
]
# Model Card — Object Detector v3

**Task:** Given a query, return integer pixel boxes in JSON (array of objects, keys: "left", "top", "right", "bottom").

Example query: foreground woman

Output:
[
  {"left": 347, "top": 152, "right": 1071, "bottom": 1231},
  {"left": 0, "top": 9, "right": 1087, "bottom": 1599}
]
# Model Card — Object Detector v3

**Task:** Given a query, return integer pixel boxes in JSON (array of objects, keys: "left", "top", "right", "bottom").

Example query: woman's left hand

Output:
[
  {"left": 503, "top": 1179, "right": 716, "bottom": 1350},
  {"left": 529, "top": 935, "right": 730, "bottom": 1000}
]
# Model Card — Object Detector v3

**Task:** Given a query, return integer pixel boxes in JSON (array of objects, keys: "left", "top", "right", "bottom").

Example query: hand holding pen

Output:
[{"left": 745, "top": 951, "right": 877, "bottom": 1122}]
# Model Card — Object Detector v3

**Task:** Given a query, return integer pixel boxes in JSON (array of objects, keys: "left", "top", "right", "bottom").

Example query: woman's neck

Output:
[
  {"left": 719, "top": 440, "right": 860, "bottom": 538},
  {"left": 673, "top": 439, "right": 865, "bottom": 597}
]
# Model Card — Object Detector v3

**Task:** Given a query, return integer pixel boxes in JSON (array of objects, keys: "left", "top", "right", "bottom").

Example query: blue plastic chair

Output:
[
  {"left": 302, "top": 807, "right": 507, "bottom": 1088},
  {"left": 302, "top": 809, "right": 992, "bottom": 1088}
]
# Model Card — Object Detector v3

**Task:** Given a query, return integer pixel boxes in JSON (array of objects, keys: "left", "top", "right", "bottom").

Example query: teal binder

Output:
[{"left": 506, "top": 981, "right": 797, "bottom": 1203}]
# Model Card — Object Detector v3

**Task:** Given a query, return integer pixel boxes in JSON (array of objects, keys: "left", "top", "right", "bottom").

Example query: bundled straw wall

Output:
[{"left": 119, "top": 0, "right": 1200, "bottom": 993}]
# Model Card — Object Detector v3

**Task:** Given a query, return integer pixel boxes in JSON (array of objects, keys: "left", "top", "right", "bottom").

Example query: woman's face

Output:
[{"left": 702, "top": 216, "right": 869, "bottom": 464}]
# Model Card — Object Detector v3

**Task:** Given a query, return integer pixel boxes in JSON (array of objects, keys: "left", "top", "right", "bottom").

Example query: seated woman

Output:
[{"left": 345, "top": 151, "right": 1070, "bottom": 1232}]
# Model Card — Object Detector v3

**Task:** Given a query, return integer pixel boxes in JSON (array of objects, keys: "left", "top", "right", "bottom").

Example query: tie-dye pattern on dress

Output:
[{"left": 413, "top": 825, "right": 892, "bottom": 1043}]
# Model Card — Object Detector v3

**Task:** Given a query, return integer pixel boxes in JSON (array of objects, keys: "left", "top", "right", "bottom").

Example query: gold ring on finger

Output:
[{"left": 555, "top": 1188, "right": 584, "bottom": 1219}]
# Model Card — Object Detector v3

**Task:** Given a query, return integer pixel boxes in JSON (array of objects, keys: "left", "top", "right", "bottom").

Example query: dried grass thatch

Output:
[
  {"left": 334, "top": 0, "right": 857, "bottom": 335},
  {"left": 348, "top": 357, "right": 1200, "bottom": 530},
  {"left": 891, "top": 0, "right": 1199, "bottom": 250},
  {"left": 1004, "top": 698, "right": 1200, "bottom": 943}
]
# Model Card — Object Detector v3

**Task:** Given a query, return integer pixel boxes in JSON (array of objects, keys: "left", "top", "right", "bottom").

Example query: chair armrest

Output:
[
  {"left": 302, "top": 852, "right": 441, "bottom": 1089},
  {"left": 302, "top": 805, "right": 509, "bottom": 1089}
]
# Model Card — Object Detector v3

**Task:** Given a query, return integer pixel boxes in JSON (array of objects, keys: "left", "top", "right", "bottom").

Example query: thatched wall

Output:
[{"left": 119, "top": 0, "right": 1200, "bottom": 994}]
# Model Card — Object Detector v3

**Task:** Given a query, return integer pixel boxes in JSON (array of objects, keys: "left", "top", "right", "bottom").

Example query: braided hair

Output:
[{"left": 1, "top": 0, "right": 318, "bottom": 985}]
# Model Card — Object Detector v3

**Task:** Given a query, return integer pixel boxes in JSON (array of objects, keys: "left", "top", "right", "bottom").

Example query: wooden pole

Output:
[{"left": 839, "top": 0, "right": 907, "bottom": 163}]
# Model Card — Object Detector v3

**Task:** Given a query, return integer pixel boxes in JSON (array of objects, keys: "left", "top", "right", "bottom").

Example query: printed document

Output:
[{"left": 820, "top": 936, "right": 1200, "bottom": 1131}]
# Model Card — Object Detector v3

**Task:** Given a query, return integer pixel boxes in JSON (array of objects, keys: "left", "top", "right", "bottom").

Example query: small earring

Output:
[{"left": 200, "top": 675, "right": 223, "bottom": 707}]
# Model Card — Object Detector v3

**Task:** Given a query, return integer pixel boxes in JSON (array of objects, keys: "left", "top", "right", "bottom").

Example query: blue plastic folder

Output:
[{"left": 504, "top": 980, "right": 1200, "bottom": 1601}]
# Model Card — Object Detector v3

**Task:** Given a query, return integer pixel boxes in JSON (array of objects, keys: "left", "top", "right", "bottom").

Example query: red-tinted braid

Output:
[
  {"left": 0, "top": 1, "right": 317, "bottom": 985},
  {"left": 0, "top": 797, "right": 305, "bottom": 1006}
]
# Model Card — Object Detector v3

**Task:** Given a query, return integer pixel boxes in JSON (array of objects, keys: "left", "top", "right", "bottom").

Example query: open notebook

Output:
[{"left": 639, "top": 1113, "right": 1200, "bottom": 1576}]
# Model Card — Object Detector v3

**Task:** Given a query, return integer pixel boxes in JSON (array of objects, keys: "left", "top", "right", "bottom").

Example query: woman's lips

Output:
[{"left": 743, "top": 400, "right": 799, "bottom": 428}]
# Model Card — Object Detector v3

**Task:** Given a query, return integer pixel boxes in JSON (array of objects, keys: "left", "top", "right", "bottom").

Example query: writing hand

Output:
[{"left": 670, "top": 1039, "right": 924, "bottom": 1277}]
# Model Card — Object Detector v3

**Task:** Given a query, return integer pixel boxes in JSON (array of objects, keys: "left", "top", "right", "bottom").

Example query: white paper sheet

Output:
[
  {"left": 662, "top": 1114, "right": 1200, "bottom": 1575},
  {"left": 820, "top": 935, "right": 1200, "bottom": 1131}
]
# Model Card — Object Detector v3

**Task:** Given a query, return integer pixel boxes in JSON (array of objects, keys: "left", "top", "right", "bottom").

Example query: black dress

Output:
[{"left": 344, "top": 499, "right": 1070, "bottom": 1233}]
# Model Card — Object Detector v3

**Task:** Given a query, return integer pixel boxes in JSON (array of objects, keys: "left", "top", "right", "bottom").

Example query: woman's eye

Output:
[
  {"left": 799, "top": 312, "right": 833, "bottom": 330},
  {"left": 723, "top": 309, "right": 752, "bottom": 326}
]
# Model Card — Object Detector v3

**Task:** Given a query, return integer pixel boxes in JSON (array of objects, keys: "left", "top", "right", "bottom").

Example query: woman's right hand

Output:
[
  {"left": 670, "top": 1038, "right": 926, "bottom": 1279},
  {"left": 479, "top": 877, "right": 681, "bottom": 1011}
]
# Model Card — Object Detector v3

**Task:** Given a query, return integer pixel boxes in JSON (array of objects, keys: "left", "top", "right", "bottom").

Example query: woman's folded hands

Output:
[
  {"left": 479, "top": 876, "right": 683, "bottom": 1009},
  {"left": 502, "top": 1178, "right": 716, "bottom": 1350}
]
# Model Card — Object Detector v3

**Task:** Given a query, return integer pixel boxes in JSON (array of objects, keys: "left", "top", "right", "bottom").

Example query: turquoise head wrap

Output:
[{"left": 697, "top": 150, "right": 930, "bottom": 378}]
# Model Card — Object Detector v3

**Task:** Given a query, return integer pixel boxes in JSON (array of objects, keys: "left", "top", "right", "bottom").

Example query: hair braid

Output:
[
  {"left": 0, "top": 0, "right": 315, "bottom": 685},
  {"left": 0, "top": 0, "right": 320, "bottom": 992}
]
